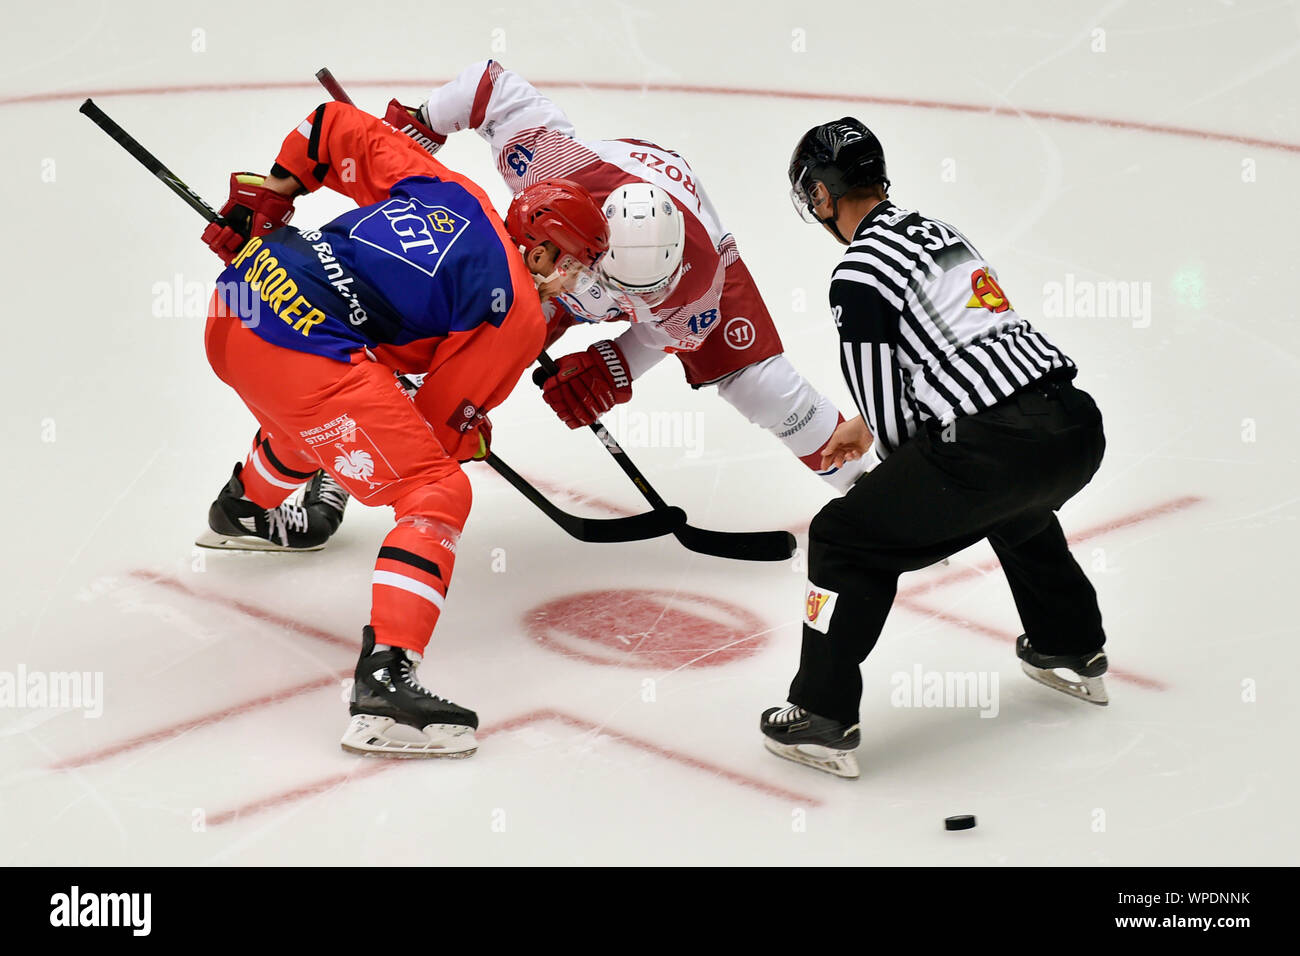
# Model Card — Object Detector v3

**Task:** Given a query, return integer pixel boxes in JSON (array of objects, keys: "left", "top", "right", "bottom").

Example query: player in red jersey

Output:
[
  {"left": 393, "top": 61, "right": 870, "bottom": 491},
  {"left": 200, "top": 100, "right": 608, "bottom": 757}
]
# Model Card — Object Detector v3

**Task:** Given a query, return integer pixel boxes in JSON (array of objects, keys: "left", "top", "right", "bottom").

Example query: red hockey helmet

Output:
[{"left": 506, "top": 178, "right": 610, "bottom": 270}]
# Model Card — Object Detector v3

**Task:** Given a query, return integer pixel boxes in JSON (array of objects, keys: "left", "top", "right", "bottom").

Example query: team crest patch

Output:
[
  {"left": 446, "top": 398, "right": 482, "bottom": 435},
  {"left": 804, "top": 582, "right": 839, "bottom": 634},
  {"left": 300, "top": 413, "right": 396, "bottom": 498},
  {"left": 333, "top": 448, "right": 375, "bottom": 482}
]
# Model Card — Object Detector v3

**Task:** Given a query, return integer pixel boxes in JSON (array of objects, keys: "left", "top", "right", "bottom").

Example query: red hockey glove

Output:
[
  {"left": 201, "top": 173, "right": 296, "bottom": 263},
  {"left": 383, "top": 99, "right": 446, "bottom": 156},
  {"left": 541, "top": 340, "right": 633, "bottom": 429}
]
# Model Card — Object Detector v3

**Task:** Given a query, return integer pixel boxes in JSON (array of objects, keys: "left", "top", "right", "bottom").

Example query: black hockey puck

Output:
[{"left": 944, "top": 815, "right": 976, "bottom": 831}]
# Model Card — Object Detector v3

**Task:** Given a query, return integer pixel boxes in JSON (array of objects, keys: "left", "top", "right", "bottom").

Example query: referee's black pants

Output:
[{"left": 789, "top": 376, "right": 1107, "bottom": 725}]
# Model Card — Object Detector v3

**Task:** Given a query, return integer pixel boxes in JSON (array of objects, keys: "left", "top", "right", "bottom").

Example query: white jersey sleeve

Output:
[
  {"left": 425, "top": 62, "right": 750, "bottom": 366},
  {"left": 423, "top": 60, "right": 588, "bottom": 189}
]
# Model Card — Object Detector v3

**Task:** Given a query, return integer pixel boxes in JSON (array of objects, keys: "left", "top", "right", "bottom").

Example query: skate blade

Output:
[
  {"left": 340, "top": 714, "right": 478, "bottom": 759},
  {"left": 763, "top": 738, "right": 860, "bottom": 778},
  {"left": 1020, "top": 661, "right": 1109, "bottom": 705},
  {"left": 194, "top": 529, "right": 325, "bottom": 552}
]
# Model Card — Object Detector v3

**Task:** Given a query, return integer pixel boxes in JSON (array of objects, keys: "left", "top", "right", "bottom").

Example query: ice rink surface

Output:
[{"left": 2, "top": 1, "right": 1297, "bottom": 865}]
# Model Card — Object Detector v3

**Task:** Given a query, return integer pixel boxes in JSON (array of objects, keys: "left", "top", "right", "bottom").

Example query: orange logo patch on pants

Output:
[{"left": 804, "top": 582, "right": 839, "bottom": 634}]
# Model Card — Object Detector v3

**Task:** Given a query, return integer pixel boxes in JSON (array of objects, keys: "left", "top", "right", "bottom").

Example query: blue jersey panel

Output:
[{"left": 214, "top": 175, "right": 518, "bottom": 362}]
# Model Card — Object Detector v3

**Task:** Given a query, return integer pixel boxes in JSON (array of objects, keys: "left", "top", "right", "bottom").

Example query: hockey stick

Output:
[
  {"left": 534, "top": 353, "right": 798, "bottom": 562},
  {"left": 483, "top": 454, "right": 684, "bottom": 543},
  {"left": 314, "top": 68, "right": 355, "bottom": 106},
  {"left": 309, "top": 70, "right": 792, "bottom": 559},
  {"left": 79, "top": 98, "right": 222, "bottom": 225},
  {"left": 80, "top": 97, "right": 683, "bottom": 546}
]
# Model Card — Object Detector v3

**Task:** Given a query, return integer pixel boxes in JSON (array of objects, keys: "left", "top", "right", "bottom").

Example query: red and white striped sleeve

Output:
[{"left": 422, "top": 60, "right": 590, "bottom": 193}]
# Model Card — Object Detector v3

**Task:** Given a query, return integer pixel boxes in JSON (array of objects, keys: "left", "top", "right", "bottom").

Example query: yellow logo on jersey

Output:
[
  {"left": 966, "top": 267, "right": 1012, "bottom": 314},
  {"left": 428, "top": 208, "right": 458, "bottom": 234}
]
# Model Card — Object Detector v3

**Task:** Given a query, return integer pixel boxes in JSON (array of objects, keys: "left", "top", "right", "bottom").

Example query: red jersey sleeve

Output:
[{"left": 273, "top": 101, "right": 454, "bottom": 206}]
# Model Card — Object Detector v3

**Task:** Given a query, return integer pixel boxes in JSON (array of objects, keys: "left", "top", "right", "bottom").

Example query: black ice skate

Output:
[
  {"left": 1016, "top": 634, "right": 1109, "bottom": 706},
  {"left": 341, "top": 626, "right": 478, "bottom": 758},
  {"left": 760, "top": 704, "right": 861, "bottom": 779},
  {"left": 196, "top": 463, "right": 348, "bottom": 552}
]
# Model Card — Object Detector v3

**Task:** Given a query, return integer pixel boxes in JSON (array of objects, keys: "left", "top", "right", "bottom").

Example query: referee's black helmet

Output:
[{"left": 788, "top": 118, "right": 889, "bottom": 223}]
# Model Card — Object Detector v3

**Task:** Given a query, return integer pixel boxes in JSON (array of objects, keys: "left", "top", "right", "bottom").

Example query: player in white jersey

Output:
[{"left": 402, "top": 61, "right": 867, "bottom": 491}]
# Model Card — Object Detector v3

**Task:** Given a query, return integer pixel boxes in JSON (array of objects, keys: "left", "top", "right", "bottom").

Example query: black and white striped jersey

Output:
[{"left": 831, "top": 200, "right": 1075, "bottom": 459}]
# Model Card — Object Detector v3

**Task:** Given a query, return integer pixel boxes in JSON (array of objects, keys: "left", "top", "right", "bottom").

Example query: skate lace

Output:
[
  {"left": 264, "top": 503, "right": 310, "bottom": 545},
  {"left": 771, "top": 705, "right": 807, "bottom": 725},
  {"left": 313, "top": 473, "right": 349, "bottom": 514},
  {"left": 397, "top": 655, "right": 443, "bottom": 701}
]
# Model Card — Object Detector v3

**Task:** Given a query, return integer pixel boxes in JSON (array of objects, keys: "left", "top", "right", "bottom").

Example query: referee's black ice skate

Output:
[
  {"left": 341, "top": 626, "right": 478, "bottom": 758},
  {"left": 196, "top": 463, "right": 348, "bottom": 552},
  {"left": 760, "top": 704, "right": 861, "bottom": 779},
  {"left": 1016, "top": 635, "right": 1109, "bottom": 706}
]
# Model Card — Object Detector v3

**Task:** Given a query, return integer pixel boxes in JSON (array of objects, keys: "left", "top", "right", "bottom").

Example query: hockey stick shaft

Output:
[
  {"left": 80, "top": 96, "right": 677, "bottom": 546},
  {"left": 484, "top": 454, "right": 684, "bottom": 543},
  {"left": 535, "top": 352, "right": 796, "bottom": 561},
  {"left": 314, "top": 68, "right": 356, "bottom": 106},
  {"left": 79, "top": 99, "right": 221, "bottom": 224},
  {"left": 390, "top": 374, "right": 683, "bottom": 543},
  {"left": 311, "top": 67, "right": 791, "bottom": 559}
]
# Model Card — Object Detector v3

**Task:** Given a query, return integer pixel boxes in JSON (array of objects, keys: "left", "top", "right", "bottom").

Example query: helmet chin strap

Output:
[{"left": 810, "top": 186, "right": 852, "bottom": 245}]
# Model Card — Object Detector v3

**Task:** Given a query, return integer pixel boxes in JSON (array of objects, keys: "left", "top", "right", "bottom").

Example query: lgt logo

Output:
[{"left": 349, "top": 197, "right": 470, "bottom": 277}]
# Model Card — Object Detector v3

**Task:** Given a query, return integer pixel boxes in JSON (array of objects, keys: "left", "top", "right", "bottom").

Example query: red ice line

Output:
[
  {"left": 498, "top": 470, "right": 634, "bottom": 518},
  {"left": 49, "top": 493, "right": 1193, "bottom": 820},
  {"left": 127, "top": 570, "right": 355, "bottom": 650},
  {"left": 207, "top": 707, "right": 821, "bottom": 827},
  {"left": 50, "top": 673, "right": 348, "bottom": 771},
  {"left": 4, "top": 78, "right": 1298, "bottom": 155},
  {"left": 54, "top": 572, "right": 819, "bottom": 816},
  {"left": 900, "top": 494, "right": 1204, "bottom": 598},
  {"left": 890, "top": 495, "right": 1202, "bottom": 691},
  {"left": 893, "top": 596, "right": 1164, "bottom": 691}
]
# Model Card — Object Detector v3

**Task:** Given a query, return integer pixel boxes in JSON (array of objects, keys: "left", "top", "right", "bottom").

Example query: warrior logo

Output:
[{"left": 333, "top": 446, "right": 376, "bottom": 484}]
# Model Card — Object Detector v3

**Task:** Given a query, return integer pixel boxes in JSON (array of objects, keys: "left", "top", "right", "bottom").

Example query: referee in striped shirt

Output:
[{"left": 760, "top": 118, "right": 1109, "bottom": 779}]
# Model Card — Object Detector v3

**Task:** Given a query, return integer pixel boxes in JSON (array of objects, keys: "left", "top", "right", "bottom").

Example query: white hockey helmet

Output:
[{"left": 598, "top": 183, "right": 686, "bottom": 307}]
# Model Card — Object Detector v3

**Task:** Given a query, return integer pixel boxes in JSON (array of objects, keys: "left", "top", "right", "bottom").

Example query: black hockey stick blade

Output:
[
  {"left": 534, "top": 352, "right": 796, "bottom": 560},
  {"left": 484, "top": 453, "right": 686, "bottom": 544},
  {"left": 79, "top": 99, "right": 221, "bottom": 224},
  {"left": 673, "top": 523, "right": 797, "bottom": 562}
]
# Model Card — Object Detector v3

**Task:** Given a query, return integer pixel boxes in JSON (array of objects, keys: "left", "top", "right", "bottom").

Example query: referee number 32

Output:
[{"left": 907, "top": 218, "right": 966, "bottom": 251}]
